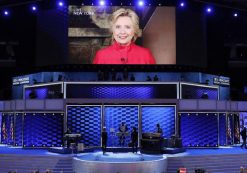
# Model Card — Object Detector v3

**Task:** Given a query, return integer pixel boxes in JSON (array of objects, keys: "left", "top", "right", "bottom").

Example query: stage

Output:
[
  {"left": 0, "top": 145, "right": 247, "bottom": 173},
  {"left": 48, "top": 146, "right": 186, "bottom": 154}
]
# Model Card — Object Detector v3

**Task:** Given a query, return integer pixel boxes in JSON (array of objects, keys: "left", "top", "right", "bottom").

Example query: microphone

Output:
[{"left": 120, "top": 57, "right": 127, "bottom": 64}]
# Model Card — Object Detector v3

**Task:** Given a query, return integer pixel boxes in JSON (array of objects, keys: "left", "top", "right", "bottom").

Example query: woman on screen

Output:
[{"left": 93, "top": 8, "right": 156, "bottom": 64}]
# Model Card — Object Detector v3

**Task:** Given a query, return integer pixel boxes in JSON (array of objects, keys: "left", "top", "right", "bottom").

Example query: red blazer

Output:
[{"left": 93, "top": 42, "right": 156, "bottom": 64}]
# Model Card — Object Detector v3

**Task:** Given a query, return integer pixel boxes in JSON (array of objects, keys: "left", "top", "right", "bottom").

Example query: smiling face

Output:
[{"left": 112, "top": 16, "right": 135, "bottom": 45}]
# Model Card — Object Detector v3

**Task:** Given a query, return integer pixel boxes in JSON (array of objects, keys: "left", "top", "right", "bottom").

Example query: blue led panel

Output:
[
  {"left": 234, "top": 114, "right": 240, "bottom": 144},
  {"left": 66, "top": 84, "right": 177, "bottom": 99},
  {"left": 67, "top": 105, "right": 101, "bottom": 146},
  {"left": 180, "top": 113, "right": 218, "bottom": 147},
  {"left": 24, "top": 84, "right": 62, "bottom": 99},
  {"left": 23, "top": 113, "right": 63, "bottom": 147},
  {"left": 181, "top": 84, "right": 218, "bottom": 100},
  {"left": 15, "top": 113, "right": 23, "bottom": 146},
  {"left": 0, "top": 112, "right": 2, "bottom": 142},
  {"left": 219, "top": 113, "right": 227, "bottom": 146},
  {"left": 239, "top": 112, "right": 247, "bottom": 143},
  {"left": 141, "top": 106, "right": 176, "bottom": 138},
  {"left": 227, "top": 114, "right": 234, "bottom": 145},
  {"left": 1, "top": 113, "right": 14, "bottom": 145},
  {"left": 104, "top": 106, "right": 138, "bottom": 147}
]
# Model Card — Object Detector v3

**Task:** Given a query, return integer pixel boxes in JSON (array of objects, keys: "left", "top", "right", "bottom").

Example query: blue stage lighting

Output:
[
  {"left": 3, "top": 10, "right": 9, "bottom": 16},
  {"left": 32, "top": 5, "right": 37, "bottom": 11},
  {"left": 58, "top": 1, "right": 64, "bottom": 7},
  {"left": 206, "top": 7, "right": 212, "bottom": 13},
  {"left": 180, "top": 2, "right": 185, "bottom": 7},
  {"left": 99, "top": 0, "right": 105, "bottom": 6},
  {"left": 138, "top": 0, "right": 144, "bottom": 6}
]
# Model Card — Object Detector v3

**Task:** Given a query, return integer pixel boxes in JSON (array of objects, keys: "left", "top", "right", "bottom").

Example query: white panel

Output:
[
  {"left": 238, "top": 101, "right": 247, "bottom": 111},
  {"left": 4, "top": 101, "right": 11, "bottom": 111},
  {"left": 45, "top": 99, "right": 64, "bottom": 110},
  {"left": 25, "top": 100, "right": 45, "bottom": 110},
  {"left": 179, "top": 99, "right": 197, "bottom": 110},
  {"left": 231, "top": 101, "right": 238, "bottom": 111},
  {"left": 198, "top": 100, "right": 217, "bottom": 110},
  {"left": 217, "top": 100, "right": 227, "bottom": 111},
  {"left": 15, "top": 100, "right": 25, "bottom": 110}
]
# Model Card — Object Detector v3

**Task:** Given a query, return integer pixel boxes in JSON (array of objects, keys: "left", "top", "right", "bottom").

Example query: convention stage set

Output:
[{"left": 1, "top": 71, "right": 247, "bottom": 173}]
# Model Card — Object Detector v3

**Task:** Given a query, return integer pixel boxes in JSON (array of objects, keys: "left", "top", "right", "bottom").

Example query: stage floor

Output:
[
  {"left": 0, "top": 144, "right": 247, "bottom": 156},
  {"left": 1, "top": 145, "right": 247, "bottom": 173}
]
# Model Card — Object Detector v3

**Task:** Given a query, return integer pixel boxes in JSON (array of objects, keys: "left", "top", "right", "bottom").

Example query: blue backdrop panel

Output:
[
  {"left": 141, "top": 106, "right": 175, "bottom": 138},
  {"left": 181, "top": 84, "right": 218, "bottom": 99},
  {"left": 240, "top": 112, "right": 247, "bottom": 128},
  {"left": 66, "top": 84, "right": 177, "bottom": 99},
  {"left": 25, "top": 84, "right": 62, "bottom": 99},
  {"left": 180, "top": 113, "right": 218, "bottom": 147},
  {"left": 239, "top": 112, "right": 247, "bottom": 143},
  {"left": 219, "top": 86, "right": 230, "bottom": 100},
  {"left": 67, "top": 105, "right": 101, "bottom": 146},
  {"left": 104, "top": 106, "right": 138, "bottom": 147},
  {"left": 1, "top": 113, "right": 8, "bottom": 144},
  {"left": 15, "top": 113, "right": 23, "bottom": 146},
  {"left": 227, "top": 114, "right": 234, "bottom": 145},
  {"left": 23, "top": 113, "right": 63, "bottom": 147},
  {"left": 0, "top": 112, "right": 2, "bottom": 142},
  {"left": 1, "top": 113, "right": 15, "bottom": 145},
  {"left": 219, "top": 113, "right": 227, "bottom": 146},
  {"left": 234, "top": 114, "right": 240, "bottom": 144}
]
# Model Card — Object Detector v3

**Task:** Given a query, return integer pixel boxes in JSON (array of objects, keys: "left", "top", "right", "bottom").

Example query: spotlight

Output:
[
  {"left": 206, "top": 7, "right": 212, "bottom": 13},
  {"left": 31, "top": 5, "right": 37, "bottom": 11},
  {"left": 3, "top": 10, "right": 9, "bottom": 16},
  {"left": 138, "top": 0, "right": 144, "bottom": 6},
  {"left": 58, "top": 1, "right": 64, "bottom": 7},
  {"left": 180, "top": 2, "right": 185, "bottom": 7},
  {"left": 233, "top": 12, "right": 238, "bottom": 17},
  {"left": 99, "top": 0, "right": 105, "bottom": 6}
]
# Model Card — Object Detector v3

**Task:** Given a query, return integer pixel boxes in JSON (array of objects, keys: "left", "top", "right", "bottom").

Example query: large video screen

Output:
[{"left": 68, "top": 6, "right": 176, "bottom": 65}]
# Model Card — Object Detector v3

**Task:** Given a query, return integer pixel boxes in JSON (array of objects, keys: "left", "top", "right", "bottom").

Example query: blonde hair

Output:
[{"left": 110, "top": 8, "right": 142, "bottom": 42}]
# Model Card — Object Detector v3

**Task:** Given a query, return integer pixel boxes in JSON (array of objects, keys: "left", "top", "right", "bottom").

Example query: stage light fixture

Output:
[
  {"left": 233, "top": 12, "right": 238, "bottom": 17},
  {"left": 31, "top": 5, "right": 37, "bottom": 11},
  {"left": 138, "top": 0, "right": 144, "bottom": 6},
  {"left": 206, "top": 7, "right": 212, "bottom": 13},
  {"left": 58, "top": 1, "right": 64, "bottom": 7},
  {"left": 99, "top": 0, "right": 105, "bottom": 6},
  {"left": 180, "top": 2, "right": 185, "bottom": 7},
  {"left": 3, "top": 10, "right": 9, "bottom": 16}
]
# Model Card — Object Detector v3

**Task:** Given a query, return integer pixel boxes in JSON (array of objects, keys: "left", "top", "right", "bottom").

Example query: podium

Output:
[{"left": 64, "top": 133, "right": 81, "bottom": 148}]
